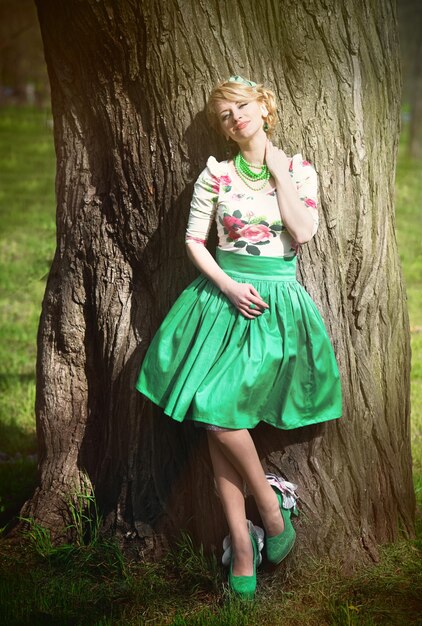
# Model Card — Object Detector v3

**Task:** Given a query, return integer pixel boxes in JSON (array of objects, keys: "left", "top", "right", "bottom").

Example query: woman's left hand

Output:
[{"left": 264, "top": 140, "right": 290, "bottom": 181}]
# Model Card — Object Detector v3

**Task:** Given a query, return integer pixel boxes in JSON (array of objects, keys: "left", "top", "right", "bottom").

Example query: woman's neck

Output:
[{"left": 237, "top": 133, "right": 268, "bottom": 165}]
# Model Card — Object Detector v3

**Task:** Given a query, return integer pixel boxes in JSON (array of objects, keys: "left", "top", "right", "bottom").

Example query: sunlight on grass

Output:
[
  {"left": 0, "top": 107, "right": 55, "bottom": 532},
  {"left": 395, "top": 125, "right": 422, "bottom": 496},
  {"left": 0, "top": 107, "right": 55, "bottom": 464}
]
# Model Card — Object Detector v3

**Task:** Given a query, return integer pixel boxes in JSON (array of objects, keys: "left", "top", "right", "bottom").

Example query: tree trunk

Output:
[{"left": 21, "top": 0, "right": 414, "bottom": 568}]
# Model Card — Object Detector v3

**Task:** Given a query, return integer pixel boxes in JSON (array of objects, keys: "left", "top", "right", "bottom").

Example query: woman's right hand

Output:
[
  {"left": 185, "top": 243, "right": 269, "bottom": 319},
  {"left": 221, "top": 279, "right": 269, "bottom": 319}
]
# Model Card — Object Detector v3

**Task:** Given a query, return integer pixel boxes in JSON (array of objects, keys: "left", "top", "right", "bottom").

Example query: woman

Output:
[{"left": 136, "top": 75, "right": 342, "bottom": 599}]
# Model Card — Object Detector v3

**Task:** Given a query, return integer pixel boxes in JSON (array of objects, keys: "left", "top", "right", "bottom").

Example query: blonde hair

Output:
[{"left": 206, "top": 79, "right": 278, "bottom": 138}]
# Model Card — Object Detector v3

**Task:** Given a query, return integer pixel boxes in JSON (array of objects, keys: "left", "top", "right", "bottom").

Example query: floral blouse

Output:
[{"left": 185, "top": 154, "right": 319, "bottom": 257}]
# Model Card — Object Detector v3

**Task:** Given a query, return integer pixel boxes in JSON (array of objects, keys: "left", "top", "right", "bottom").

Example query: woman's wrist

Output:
[
  {"left": 272, "top": 168, "right": 292, "bottom": 188},
  {"left": 214, "top": 270, "right": 236, "bottom": 296},
  {"left": 216, "top": 274, "right": 236, "bottom": 295}
]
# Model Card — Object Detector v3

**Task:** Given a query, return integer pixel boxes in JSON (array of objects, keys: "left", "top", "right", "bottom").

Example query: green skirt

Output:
[{"left": 136, "top": 249, "right": 342, "bottom": 430}]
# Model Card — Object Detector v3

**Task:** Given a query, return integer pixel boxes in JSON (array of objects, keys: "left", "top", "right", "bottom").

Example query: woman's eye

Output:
[{"left": 239, "top": 103, "right": 247, "bottom": 108}]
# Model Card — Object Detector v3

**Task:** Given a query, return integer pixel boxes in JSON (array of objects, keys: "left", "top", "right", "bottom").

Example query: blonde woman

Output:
[{"left": 136, "top": 76, "right": 342, "bottom": 599}]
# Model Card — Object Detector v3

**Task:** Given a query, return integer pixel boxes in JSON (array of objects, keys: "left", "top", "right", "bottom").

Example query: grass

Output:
[
  {"left": 395, "top": 122, "right": 422, "bottom": 502},
  {"left": 0, "top": 527, "right": 420, "bottom": 625},
  {"left": 0, "top": 537, "right": 129, "bottom": 625},
  {"left": 0, "top": 106, "right": 421, "bottom": 624},
  {"left": 0, "top": 106, "right": 55, "bottom": 529}
]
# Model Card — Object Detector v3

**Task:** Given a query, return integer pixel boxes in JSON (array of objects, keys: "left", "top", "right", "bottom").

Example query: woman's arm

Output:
[
  {"left": 265, "top": 141, "right": 316, "bottom": 244},
  {"left": 186, "top": 160, "right": 269, "bottom": 319},
  {"left": 186, "top": 242, "right": 269, "bottom": 319}
]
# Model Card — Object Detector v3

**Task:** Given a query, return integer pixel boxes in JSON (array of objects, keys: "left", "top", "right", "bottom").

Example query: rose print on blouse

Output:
[
  {"left": 186, "top": 154, "right": 318, "bottom": 256},
  {"left": 219, "top": 209, "right": 286, "bottom": 256},
  {"left": 199, "top": 172, "right": 232, "bottom": 202},
  {"left": 219, "top": 174, "right": 233, "bottom": 193},
  {"left": 303, "top": 197, "right": 316, "bottom": 209},
  {"left": 240, "top": 224, "right": 272, "bottom": 243},
  {"left": 298, "top": 160, "right": 317, "bottom": 210},
  {"left": 290, "top": 158, "right": 318, "bottom": 250},
  {"left": 222, "top": 215, "right": 244, "bottom": 240},
  {"left": 208, "top": 173, "right": 232, "bottom": 194}
]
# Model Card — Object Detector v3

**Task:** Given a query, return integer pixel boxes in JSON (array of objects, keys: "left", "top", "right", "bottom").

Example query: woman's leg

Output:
[
  {"left": 210, "top": 429, "right": 285, "bottom": 538},
  {"left": 207, "top": 432, "right": 253, "bottom": 576}
]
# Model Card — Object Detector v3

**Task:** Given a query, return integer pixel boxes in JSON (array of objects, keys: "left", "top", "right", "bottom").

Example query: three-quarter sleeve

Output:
[
  {"left": 185, "top": 157, "right": 221, "bottom": 245},
  {"left": 293, "top": 155, "right": 319, "bottom": 238}
]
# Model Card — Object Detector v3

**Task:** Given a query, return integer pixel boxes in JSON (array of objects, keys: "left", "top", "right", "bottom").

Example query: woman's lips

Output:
[{"left": 235, "top": 121, "right": 249, "bottom": 130}]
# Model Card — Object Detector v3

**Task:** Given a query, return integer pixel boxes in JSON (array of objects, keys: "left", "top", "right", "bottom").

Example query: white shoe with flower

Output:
[{"left": 221, "top": 520, "right": 264, "bottom": 567}]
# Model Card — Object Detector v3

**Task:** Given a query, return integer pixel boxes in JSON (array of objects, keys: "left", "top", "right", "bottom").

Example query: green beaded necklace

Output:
[{"left": 234, "top": 152, "right": 270, "bottom": 191}]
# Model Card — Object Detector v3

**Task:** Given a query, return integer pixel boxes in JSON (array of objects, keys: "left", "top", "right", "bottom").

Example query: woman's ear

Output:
[{"left": 260, "top": 104, "right": 269, "bottom": 117}]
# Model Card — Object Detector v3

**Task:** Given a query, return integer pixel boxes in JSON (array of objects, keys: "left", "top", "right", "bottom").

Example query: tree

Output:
[{"left": 21, "top": 0, "right": 414, "bottom": 568}]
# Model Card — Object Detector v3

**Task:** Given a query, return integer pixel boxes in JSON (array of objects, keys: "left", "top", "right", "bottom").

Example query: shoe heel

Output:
[
  {"left": 222, "top": 520, "right": 264, "bottom": 568},
  {"left": 265, "top": 488, "right": 297, "bottom": 565},
  {"left": 228, "top": 530, "right": 259, "bottom": 600}
]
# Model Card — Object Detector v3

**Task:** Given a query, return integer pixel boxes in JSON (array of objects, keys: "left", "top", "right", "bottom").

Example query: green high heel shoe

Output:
[
  {"left": 228, "top": 527, "right": 259, "bottom": 600},
  {"left": 266, "top": 488, "right": 297, "bottom": 565}
]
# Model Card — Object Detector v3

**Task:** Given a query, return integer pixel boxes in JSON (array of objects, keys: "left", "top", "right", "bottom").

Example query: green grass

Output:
[
  {"left": 395, "top": 126, "right": 422, "bottom": 325},
  {"left": 0, "top": 106, "right": 55, "bottom": 459},
  {"left": 0, "top": 529, "right": 420, "bottom": 625},
  {"left": 0, "top": 106, "right": 421, "bottom": 625},
  {"left": 0, "top": 538, "right": 129, "bottom": 625},
  {"left": 0, "top": 107, "right": 55, "bottom": 530},
  {"left": 395, "top": 123, "right": 422, "bottom": 501}
]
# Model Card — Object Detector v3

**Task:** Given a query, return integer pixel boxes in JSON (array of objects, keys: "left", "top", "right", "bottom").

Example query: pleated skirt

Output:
[{"left": 136, "top": 249, "right": 342, "bottom": 430}]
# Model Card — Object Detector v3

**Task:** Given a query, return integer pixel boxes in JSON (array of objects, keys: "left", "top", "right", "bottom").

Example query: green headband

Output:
[{"left": 227, "top": 75, "right": 257, "bottom": 89}]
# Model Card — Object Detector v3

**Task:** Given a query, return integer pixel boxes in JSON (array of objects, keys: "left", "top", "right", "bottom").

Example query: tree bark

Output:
[{"left": 21, "top": 0, "right": 414, "bottom": 568}]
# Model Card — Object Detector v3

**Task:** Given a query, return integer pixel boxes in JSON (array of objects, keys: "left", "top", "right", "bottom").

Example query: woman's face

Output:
[{"left": 215, "top": 97, "right": 268, "bottom": 144}]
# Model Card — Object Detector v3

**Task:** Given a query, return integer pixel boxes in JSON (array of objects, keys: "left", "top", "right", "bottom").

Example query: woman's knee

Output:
[{"left": 208, "top": 428, "right": 251, "bottom": 451}]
